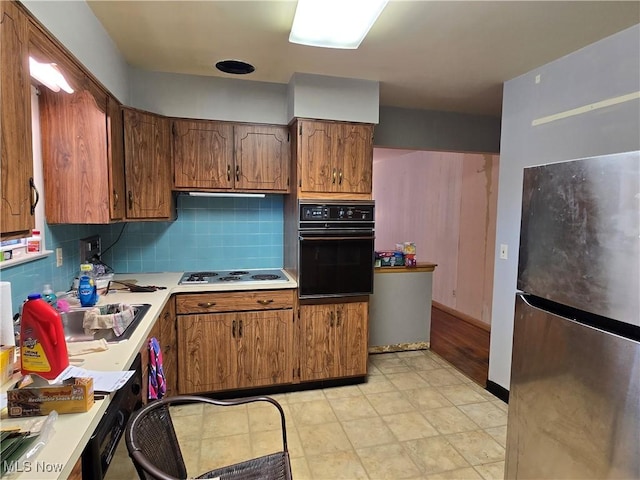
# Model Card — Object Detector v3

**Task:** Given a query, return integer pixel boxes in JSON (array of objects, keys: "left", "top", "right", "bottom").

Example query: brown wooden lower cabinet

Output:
[
  {"left": 174, "top": 291, "right": 368, "bottom": 395},
  {"left": 68, "top": 456, "right": 82, "bottom": 480},
  {"left": 140, "top": 297, "right": 177, "bottom": 403},
  {"left": 299, "top": 301, "right": 369, "bottom": 382},
  {"left": 178, "top": 309, "right": 292, "bottom": 394}
]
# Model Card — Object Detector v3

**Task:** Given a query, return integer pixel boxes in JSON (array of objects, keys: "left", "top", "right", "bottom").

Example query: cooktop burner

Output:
[
  {"left": 251, "top": 274, "right": 280, "bottom": 281},
  {"left": 179, "top": 269, "right": 287, "bottom": 285}
]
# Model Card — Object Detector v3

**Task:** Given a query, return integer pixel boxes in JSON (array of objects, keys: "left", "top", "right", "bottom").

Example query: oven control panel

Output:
[{"left": 300, "top": 202, "right": 374, "bottom": 222}]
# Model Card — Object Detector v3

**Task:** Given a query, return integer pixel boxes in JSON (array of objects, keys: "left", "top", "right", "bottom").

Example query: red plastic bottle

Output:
[{"left": 20, "top": 293, "right": 69, "bottom": 380}]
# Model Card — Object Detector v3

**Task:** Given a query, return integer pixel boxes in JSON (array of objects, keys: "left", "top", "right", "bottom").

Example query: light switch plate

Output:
[{"left": 500, "top": 244, "right": 508, "bottom": 260}]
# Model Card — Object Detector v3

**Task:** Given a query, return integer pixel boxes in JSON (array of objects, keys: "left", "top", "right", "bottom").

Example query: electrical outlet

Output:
[
  {"left": 500, "top": 244, "right": 508, "bottom": 260},
  {"left": 56, "top": 248, "right": 63, "bottom": 267},
  {"left": 79, "top": 235, "right": 101, "bottom": 263}
]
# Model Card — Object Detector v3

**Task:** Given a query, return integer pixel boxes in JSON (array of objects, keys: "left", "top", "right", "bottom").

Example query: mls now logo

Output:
[{"left": 2, "top": 461, "right": 64, "bottom": 473}]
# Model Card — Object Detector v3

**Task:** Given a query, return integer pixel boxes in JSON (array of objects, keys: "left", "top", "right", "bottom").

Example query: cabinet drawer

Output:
[{"left": 176, "top": 289, "right": 294, "bottom": 314}]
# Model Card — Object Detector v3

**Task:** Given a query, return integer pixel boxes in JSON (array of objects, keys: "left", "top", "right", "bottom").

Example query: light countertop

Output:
[{"left": 1, "top": 270, "right": 297, "bottom": 479}]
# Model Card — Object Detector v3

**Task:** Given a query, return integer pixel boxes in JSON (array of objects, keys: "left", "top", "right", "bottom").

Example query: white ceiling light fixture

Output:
[
  {"left": 29, "top": 57, "right": 74, "bottom": 93},
  {"left": 289, "top": 0, "right": 388, "bottom": 49}
]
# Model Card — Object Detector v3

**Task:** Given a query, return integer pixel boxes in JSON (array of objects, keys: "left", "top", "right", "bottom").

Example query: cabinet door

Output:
[
  {"left": 234, "top": 124, "right": 290, "bottom": 192},
  {"left": 335, "top": 302, "right": 369, "bottom": 377},
  {"left": 297, "top": 120, "right": 337, "bottom": 194},
  {"left": 336, "top": 124, "right": 373, "bottom": 194},
  {"left": 178, "top": 313, "right": 237, "bottom": 394},
  {"left": 107, "top": 97, "right": 126, "bottom": 220},
  {"left": 30, "top": 21, "right": 126, "bottom": 224},
  {"left": 172, "top": 119, "right": 233, "bottom": 190},
  {"left": 299, "top": 304, "right": 337, "bottom": 381},
  {"left": 39, "top": 85, "right": 111, "bottom": 224},
  {"left": 159, "top": 298, "right": 177, "bottom": 397},
  {"left": 1, "top": 1, "right": 34, "bottom": 236},
  {"left": 124, "top": 108, "right": 173, "bottom": 219},
  {"left": 236, "top": 310, "right": 292, "bottom": 388}
]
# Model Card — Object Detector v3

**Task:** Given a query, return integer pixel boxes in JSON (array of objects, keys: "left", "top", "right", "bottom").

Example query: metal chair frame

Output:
[{"left": 125, "top": 395, "right": 292, "bottom": 480}]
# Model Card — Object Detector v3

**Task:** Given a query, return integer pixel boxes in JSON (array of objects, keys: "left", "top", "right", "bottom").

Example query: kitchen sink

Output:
[{"left": 62, "top": 303, "right": 151, "bottom": 343}]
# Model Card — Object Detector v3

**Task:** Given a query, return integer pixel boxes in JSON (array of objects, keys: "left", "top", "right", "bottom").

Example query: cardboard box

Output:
[
  {"left": 1, "top": 346, "right": 15, "bottom": 385},
  {"left": 7, "top": 376, "right": 94, "bottom": 417},
  {"left": 376, "top": 250, "right": 404, "bottom": 266}
]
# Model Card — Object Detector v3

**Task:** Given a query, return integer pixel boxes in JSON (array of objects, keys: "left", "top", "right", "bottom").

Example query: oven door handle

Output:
[{"left": 299, "top": 235, "right": 375, "bottom": 241}]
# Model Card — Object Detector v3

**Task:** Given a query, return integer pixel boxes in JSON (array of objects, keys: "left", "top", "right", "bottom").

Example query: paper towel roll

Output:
[{"left": 0, "top": 281, "right": 15, "bottom": 346}]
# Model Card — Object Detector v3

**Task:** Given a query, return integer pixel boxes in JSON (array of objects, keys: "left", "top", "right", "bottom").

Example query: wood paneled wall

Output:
[{"left": 372, "top": 149, "right": 499, "bottom": 324}]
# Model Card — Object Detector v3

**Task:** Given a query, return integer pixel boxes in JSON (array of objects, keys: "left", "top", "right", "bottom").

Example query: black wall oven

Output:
[{"left": 298, "top": 200, "right": 375, "bottom": 299}]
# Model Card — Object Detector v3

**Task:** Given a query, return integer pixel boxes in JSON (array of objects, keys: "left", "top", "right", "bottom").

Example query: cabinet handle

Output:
[
  {"left": 235, "top": 165, "right": 240, "bottom": 182},
  {"left": 336, "top": 309, "right": 342, "bottom": 327},
  {"left": 227, "top": 165, "right": 231, "bottom": 182},
  {"left": 29, "top": 178, "right": 39, "bottom": 215},
  {"left": 332, "top": 168, "right": 337, "bottom": 184},
  {"left": 113, "top": 190, "right": 119, "bottom": 208},
  {"left": 128, "top": 191, "right": 133, "bottom": 210},
  {"left": 338, "top": 170, "right": 343, "bottom": 186},
  {"left": 197, "top": 302, "right": 216, "bottom": 308},
  {"left": 232, "top": 320, "right": 236, "bottom": 338},
  {"left": 257, "top": 299, "right": 274, "bottom": 306},
  {"left": 329, "top": 311, "right": 335, "bottom": 327},
  {"left": 239, "top": 319, "right": 243, "bottom": 337}
]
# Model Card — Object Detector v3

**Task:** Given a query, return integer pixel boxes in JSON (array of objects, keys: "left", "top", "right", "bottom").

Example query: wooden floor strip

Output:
[{"left": 430, "top": 301, "right": 490, "bottom": 387}]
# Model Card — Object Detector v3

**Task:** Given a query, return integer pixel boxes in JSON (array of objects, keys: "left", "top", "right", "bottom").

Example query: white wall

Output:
[
  {"left": 489, "top": 24, "right": 640, "bottom": 390},
  {"left": 22, "top": 0, "right": 130, "bottom": 103},
  {"left": 287, "top": 73, "right": 380, "bottom": 124},
  {"left": 129, "top": 68, "right": 289, "bottom": 124}
]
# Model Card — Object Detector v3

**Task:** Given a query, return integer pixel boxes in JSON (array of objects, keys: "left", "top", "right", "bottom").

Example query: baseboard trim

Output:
[{"left": 486, "top": 380, "right": 509, "bottom": 403}]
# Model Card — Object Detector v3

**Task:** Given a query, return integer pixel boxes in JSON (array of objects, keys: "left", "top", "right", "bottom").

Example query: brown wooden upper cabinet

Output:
[
  {"left": 29, "top": 20, "right": 127, "bottom": 224},
  {"left": 294, "top": 119, "right": 374, "bottom": 198},
  {"left": 172, "top": 119, "right": 290, "bottom": 193},
  {"left": 123, "top": 107, "right": 175, "bottom": 220},
  {"left": 1, "top": 1, "right": 35, "bottom": 237}
]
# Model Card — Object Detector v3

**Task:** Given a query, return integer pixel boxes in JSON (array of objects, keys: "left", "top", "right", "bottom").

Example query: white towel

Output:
[
  {"left": 67, "top": 339, "right": 109, "bottom": 357},
  {"left": 83, "top": 304, "right": 135, "bottom": 337}
]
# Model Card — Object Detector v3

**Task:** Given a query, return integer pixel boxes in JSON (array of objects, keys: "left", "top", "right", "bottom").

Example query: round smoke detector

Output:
[{"left": 215, "top": 59, "right": 255, "bottom": 75}]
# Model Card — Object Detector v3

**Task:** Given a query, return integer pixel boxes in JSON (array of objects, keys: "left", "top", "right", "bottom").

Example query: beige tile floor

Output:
[{"left": 106, "top": 350, "right": 506, "bottom": 479}]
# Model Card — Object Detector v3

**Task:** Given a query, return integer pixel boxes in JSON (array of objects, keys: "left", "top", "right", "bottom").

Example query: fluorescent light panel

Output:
[
  {"left": 187, "top": 192, "right": 266, "bottom": 198},
  {"left": 29, "top": 57, "right": 74, "bottom": 93},
  {"left": 289, "top": 0, "right": 388, "bottom": 49}
]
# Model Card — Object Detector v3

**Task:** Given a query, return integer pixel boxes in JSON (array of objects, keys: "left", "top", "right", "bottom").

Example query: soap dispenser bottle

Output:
[
  {"left": 78, "top": 263, "right": 98, "bottom": 307},
  {"left": 42, "top": 284, "right": 57, "bottom": 308}
]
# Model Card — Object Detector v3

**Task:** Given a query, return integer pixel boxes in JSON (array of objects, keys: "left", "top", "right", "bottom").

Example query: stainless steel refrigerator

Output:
[{"left": 506, "top": 151, "right": 640, "bottom": 479}]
